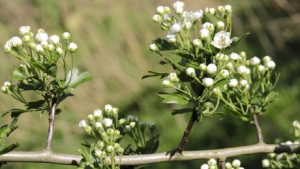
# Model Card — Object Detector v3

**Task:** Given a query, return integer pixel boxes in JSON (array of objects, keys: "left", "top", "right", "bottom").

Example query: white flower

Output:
[
  {"left": 199, "top": 28, "right": 210, "bottom": 39},
  {"left": 4, "top": 43, "right": 12, "bottom": 53},
  {"left": 4, "top": 81, "right": 11, "bottom": 87},
  {"left": 232, "top": 159, "right": 241, "bottom": 167},
  {"left": 258, "top": 65, "right": 265, "bottom": 73},
  {"left": 95, "top": 122, "right": 103, "bottom": 130},
  {"left": 48, "top": 44, "right": 55, "bottom": 51},
  {"left": 40, "top": 40, "right": 48, "bottom": 49},
  {"left": 68, "top": 42, "right": 78, "bottom": 52},
  {"left": 162, "top": 79, "right": 172, "bottom": 88},
  {"left": 263, "top": 56, "right": 271, "bottom": 63},
  {"left": 240, "top": 79, "right": 248, "bottom": 87},
  {"left": 48, "top": 35, "right": 60, "bottom": 45},
  {"left": 229, "top": 78, "right": 238, "bottom": 87},
  {"left": 202, "top": 77, "right": 214, "bottom": 87},
  {"left": 225, "top": 5, "right": 232, "bottom": 13},
  {"left": 22, "top": 35, "right": 31, "bottom": 43},
  {"left": 192, "top": 39, "right": 202, "bottom": 47},
  {"left": 152, "top": 14, "right": 162, "bottom": 23},
  {"left": 200, "top": 164, "right": 209, "bottom": 169},
  {"left": 93, "top": 109, "right": 103, "bottom": 118},
  {"left": 250, "top": 56, "right": 261, "bottom": 66},
  {"left": 167, "top": 73, "right": 179, "bottom": 82},
  {"left": 265, "top": 60, "right": 276, "bottom": 69},
  {"left": 173, "top": 1, "right": 184, "bottom": 14},
  {"left": 156, "top": 6, "right": 165, "bottom": 15},
  {"left": 129, "top": 122, "right": 136, "bottom": 128},
  {"left": 35, "top": 44, "right": 44, "bottom": 53},
  {"left": 56, "top": 47, "right": 64, "bottom": 55},
  {"left": 217, "top": 21, "right": 225, "bottom": 30},
  {"left": 202, "top": 22, "right": 214, "bottom": 32},
  {"left": 165, "top": 33, "right": 176, "bottom": 43},
  {"left": 169, "top": 23, "right": 183, "bottom": 33},
  {"left": 35, "top": 29, "right": 48, "bottom": 42},
  {"left": 184, "top": 21, "right": 192, "bottom": 29},
  {"left": 182, "top": 10, "right": 203, "bottom": 21},
  {"left": 62, "top": 32, "right": 71, "bottom": 40},
  {"left": 102, "top": 118, "right": 113, "bottom": 128},
  {"left": 225, "top": 162, "right": 232, "bottom": 168},
  {"left": 208, "top": 159, "right": 217, "bottom": 165},
  {"left": 262, "top": 159, "right": 270, "bottom": 168},
  {"left": 79, "top": 120, "right": 87, "bottom": 128},
  {"left": 207, "top": 64, "right": 217, "bottom": 74},
  {"left": 185, "top": 67, "right": 196, "bottom": 77},
  {"left": 163, "top": 13, "right": 173, "bottom": 22},
  {"left": 125, "top": 125, "right": 131, "bottom": 132},
  {"left": 211, "top": 31, "right": 232, "bottom": 49},
  {"left": 149, "top": 43, "right": 158, "bottom": 52},
  {"left": 19, "top": 26, "right": 31, "bottom": 36},
  {"left": 229, "top": 52, "right": 240, "bottom": 60},
  {"left": 10, "top": 37, "right": 23, "bottom": 47},
  {"left": 237, "top": 65, "right": 247, "bottom": 74},
  {"left": 104, "top": 104, "right": 113, "bottom": 113},
  {"left": 220, "top": 69, "right": 229, "bottom": 78}
]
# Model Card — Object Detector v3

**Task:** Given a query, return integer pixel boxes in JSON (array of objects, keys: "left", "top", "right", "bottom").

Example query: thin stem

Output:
[
  {"left": 219, "top": 160, "right": 225, "bottom": 169},
  {"left": 44, "top": 97, "right": 58, "bottom": 150},
  {"left": 251, "top": 107, "right": 264, "bottom": 144}
]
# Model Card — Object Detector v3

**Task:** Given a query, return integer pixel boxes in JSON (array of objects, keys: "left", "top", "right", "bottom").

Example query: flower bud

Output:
[
  {"left": 185, "top": 67, "right": 196, "bottom": 77},
  {"left": 215, "top": 53, "right": 224, "bottom": 61},
  {"left": 213, "top": 87, "right": 222, "bottom": 97},
  {"left": 200, "top": 164, "right": 209, "bottom": 169},
  {"left": 265, "top": 60, "right": 276, "bottom": 69},
  {"left": 237, "top": 65, "right": 247, "bottom": 74},
  {"left": 138, "top": 121, "right": 147, "bottom": 129},
  {"left": 208, "top": 159, "right": 217, "bottom": 166},
  {"left": 87, "top": 114, "right": 95, "bottom": 123},
  {"left": 95, "top": 150, "right": 102, "bottom": 158},
  {"left": 119, "top": 118, "right": 126, "bottom": 125},
  {"left": 202, "top": 77, "right": 214, "bottom": 87},
  {"left": 232, "top": 159, "right": 241, "bottom": 168},
  {"left": 152, "top": 14, "right": 162, "bottom": 23},
  {"left": 107, "top": 128, "right": 114, "bottom": 135},
  {"left": 217, "top": 6, "right": 225, "bottom": 13},
  {"left": 113, "top": 143, "right": 120, "bottom": 149},
  {"left": 192, "top": 39, "right": 202, "bottom": 48},
  {"left": 263, "top": 56, "right": 271, "bottom": 63},
  {"left": 129, "top": 121, "right": 136, "bottom": 128},
  {"left": 240, "top": 79, "right": 248, "bottom": 88},
  {"left": 262, "top": 159, "right": 270, "bottom": 168},
  {"left": 93, "top": 109, "right": 103, "bottom": 119},
  {"left": 220, "top": 69, "right": 229, "bottom": 78},
  {"left": 199, "top": 63, "right": 207, "bottom": 71},
  {"left": 68, "top": 42, "right": 78, "bottom": 52},
  {"left": 258, "top": 65, "right": 265, "bottom": 73},
  {"left": 28, "top": 42, "right": 36, "bottom": 49},
  {"left": 229, "top": 52, "right": 240, "bottom": 60},
  {"left": 62, "top": 32, "right": 71, "bottom": 40},
  {"left": 56, "top": 47, "right": 64, "bottom": 55},
  {"left": 10, "top": 36, "right": 23, "bottom": 47},
  {"left": 250, "top": 56, "right": 261, "bottom": 66},
  {"left": 209, "top": 8, "right": 216, "bottom": 15},
  {"left": 1, "top": 86, "right": 7, "bottom": 93},
  {"left": 224, "top": 5, "right": 232, "bottom": 14},
  {"left": 95, "top": 122, "right": 103, "bottom": 130},
  {"left": 114, "top": 130, "right": 120, "bottom": 136},
  {"left": 48, "top": 44, "right": 55, "bottom": 51},
  {"left": 184, "top": 21, "right": 192, "bottom": 30},
  {"left": 169, "top": 23, "right": 182, "bottom": 34},
  {"left": 40, "top": 40, "right": 48, "bottom": 49},
  {"left": 36, "top": 29, "right": 48, "bottom": 42},
  {"left": 102, "top": 118, "right": 113, "bottom": 128},
  {"left": 149, "top": 43, "right": 158, "bottom": 52},
  {"left": 225, "top": 162, "right": 232, "bottom": 169},
  {"left": 216, "top": 21, "right": 225, "bottom": 30},
  {"left": 35, "top": 44, "right": 44, "bottom": 54},
  {"left": 162, "top": 79, "right": 172, "bottom": 88},
  {"left": 4, "top": 43, "right": 12, "bottom": 53},
  {"left": 156, "top": 6, "right": 165, "bottom": 15},
  {"left": 106, "top": 145, "right": 114, "bottom": 153},
  {"left": 206, "top": 63, "right": 217, "bottom": 74},
  {"left": 112, "top": 107, "right": 118, "bottom": 117},
  {"left": 19, "top": 26, "right": 31, "bottom": 36},
  {"left": 199, "top": 28, "right": 210, "bottom": 39},
  {"left": 167, "top": 73, "right": 179, "bottom": 82},
  {"left": 79, "top": 120, "right": 88, "bottom": 129},
  {"left": 22, "top": 35, "right": 31, "bottom": 43},
  {"left": 125, "top": 125, "right": 131, "bottom": 132},
  {"left": 49, "top": 35, "right": 60, "bottom": 45},
  {"left": 148, "top": 122, "right": 156, "bottom": 130},
  {"left": 229, "top": 78, "right": 238, "bottom": 87},
  {"left": 104, "top": 104, "right": 113, "bottom": 114},
  {"left": 118, "top": 147, "right": 124, "bottom": 154}
]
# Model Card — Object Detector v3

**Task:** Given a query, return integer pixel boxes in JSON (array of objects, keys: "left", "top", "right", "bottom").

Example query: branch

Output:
[
  {"left": 45, "top": 98, "right": 58, "bottom": 150},
  {"left": 252, "top": 114, "right": 264, "bottom": 143},
  {"left": 0, "top": 144, "right": 299, "bottom": 166}
]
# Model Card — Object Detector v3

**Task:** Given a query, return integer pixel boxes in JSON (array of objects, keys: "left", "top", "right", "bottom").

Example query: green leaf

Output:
[
  {"left": 223, "top": 105, "right": 241, "bottom": 117},
  {"left": 142, "top": 71, "right": 169, "bottom": 79},
  {"left": 64, "top": 68, "right": 92, "bottom": 94},
  {"left": 152, "top": 38, "right": 178, "bottom": 51},
  {"left": 46, "top": 63, "right": 57, "bottom": 78},
  {"left": 157, "top": 92, "right": 189, "bottom": 105},
  {"left": 25, "top": 100, "right": 46, "bottom": 110},
  {"left": 2, "top": 109, "right": 28, "bottom": 117},
  {"left": 171, "top": 108, "right": 193, "bottom": 115},
  {"left": 18, "top": 81, "right": 42, "bottom": 91},
  {"left": 225, "top": 32, "right": 250, "bottom": 51},
  {"left": 10, "top": 69, "right": 28, "bottom": 80},
  {"left": 202, "top": 13, "right": 222, "bottom": 26},
  {"left": 31, "top": 62, "right": 46, "bottom": 71},
  {"left": 213, "top": 79, "right": 230, "bottom": 88},
  {"left": 264, "top": 91, "right": 278, "bottom": 104},
  {"left": 0, "top": 143, "right": 20, "bottom": 155},
  {"left": 144, "top": 134, "right": 160, "bottom": 154}
]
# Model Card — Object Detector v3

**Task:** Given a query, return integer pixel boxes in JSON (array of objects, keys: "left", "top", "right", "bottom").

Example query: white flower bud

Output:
[
  {"left": 56, "top": 47, "right": 64, "bottom": 55},
  {"left": 226, "top": 62, "right": 234, "bottom": 70},
  {"left": 240, "top": 79, "right": 248, "bottom": 87},
  {"left": 165, "top": 33, "right": 176, "bottom": 43},
  {"left": 240, "top": 51, "right": 246, "bottom": 59},
  {"left": 22, "top": 35, "right": 31, "bottom": 43},
  {"left": 156, "top": 6, "right": 165, "bottom": 15},
  {"left": 207, "top": 63, "right": 217, "bottom": 74},
  {"left": 152, "top": 14, "right": 162, "bottom": 23},
  {"left": 217, "top": 21, "right": 225, "bottom": 30},
  {"left": 229, "top": 78, "right": 238, "bottom": 87},
  {"left": 162, "top": 79, "right": 172, "bottom": 88},
  {"left": 149, "top": 43, "right": 158, "bottom": 52},
  {"left": 258, "top": 65, "right": 265, "bottom": 73},
  {"left": 118, "top": 147, "right": 124, "bottom": 154},
  {"left": 107, "top": 128, "right": 114, "bottom": 135},
  {"left": 104, "top": 104, "right": 113, "bottom": 113},
  {"left": 106, "top": 145, "right": 114, "bottom": 153},
  {"left": 35, "top": 29, "right": 48, "bottom": 42},
  {"left": 79, "top": 120, "right": 87, "bottom": 128},
  {"left": 112, "top": 107, "right": 118, "bottom": 116},
  {"left": 209, "top": 8, "right": 216, "bottom": 15},
  {"left": 202, "top": 77, "right": 214, "bottom": 87},
  {"left": 220, "top": 69, "right": 229, "bottom": 78},
  {"left": 216, "top": 53, "right": 224, "bottom": 61},
  {"left": 229, "top": 52, "right": 240, "bottom": 60},
  {"left": 62, "top": 32, "right": 71, "bottom": 40},
  {"left": 102, "top": 118, "right": 113, "bottom": 128},
  {"left": 186, "top": 67, "right": 196, "bottom": 77},
  {"left": 173, "top": 1, "right": 184, "bottom": 15},
  {"left": 169, "top": 23, "right": 182, "bottom": 34},
  {"left": 95, "top": 122, "right": 103, "bottom": 130},
  {"left": 119, "top": 118, "right": 126, "bottom": 125},
  {"left": 262, "top": 159, "right": 270, "bottom": 168},
  {"left": 95, "top": 150, "right": 102, "bottom": 158},
  {"left": 114, "top": 130, "right": 120, "bottom": 136},
  {"left": 35, "top": 44, "right": 44, "bottom": 53},
  {"left": 184, "top": 21, "right": 192, "bottom": 30},
  {"left": 40, "top": 40, "right": 48, "bottom": 49},
  {"left": 192, "top": 39, "right": 202, "bottom": 47},
  {"left": 200, "top": 164, "right": 209, "bottom": 169},
  {"left": 167, "top": 73, "right": 179, "bottom": 82},
  {"left": 19, "top": 26, "right": 31, "bottom": 36},
  {"left": 129, "top": 121, "right": 136, "bottom": 128},
  {"left": 263, "top": 56, "right": 271, "bottom": 63},
  {"left": 4, "top": 43, "right": 12, "bottom": 53},
  {"left": 10, "top": 36, "right": 23, "bottom": 47},
  {"left": 1, "top": 86, "right": 7, "bottom": 93},
  {"left": 237, "top": 65, "right": 247, "bottom": 74},
  {"left": 68, "top": 42, "right": 78, "bottom": 52},
  {"left": 199, "top": 63, "right": 207, "bottom": 71},
  {"left": 148, "top": 122, "right": 156, "bottom": 130},
  {"left": 265, "top": 60, "right": 276, "bottom": 69},
  {"left": 4, "top": 81, "right": 11, "bottom": 87},
  {"left": 224, "top": 5, "right": 232, "bottom": 13},
  {"left": 208, "top": 159, "right": 217, "bottom": 165},
  {"left": 199, "top": 28, "right": 210, "bottom": 39},
  {"left": 48, "top": 35, "right": 60, "bottom": 45},
  {"left": 232, "top": 159, "right": 241, "bottom": 167},
  {"left": 125, "top": 125, "right": 131, "bottom": 132},
  {"left": 139, "top": 121, "right": 147, "bottom": 129},
  {"left": 250, "top": 56, "right": 261, "bottom": 66},
  {"left": 293, "top": 121, "right": 300, "bottom": 129},
  {"left": 218, "top": 6, "right": 225, "bottom": 13},
  {"left": 213, "top": 87, "right": 222, "bottom": 97},
  {"left": 94, "top": 109, "right": 103, "bottom": 119},
  {"left": 163, "top": 13, "right": 173, "bottom": 22}
]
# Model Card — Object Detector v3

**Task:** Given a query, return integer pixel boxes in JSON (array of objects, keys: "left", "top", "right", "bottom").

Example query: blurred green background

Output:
[{"left": 0, "top": 0, "right": 299, "bottom": 168}]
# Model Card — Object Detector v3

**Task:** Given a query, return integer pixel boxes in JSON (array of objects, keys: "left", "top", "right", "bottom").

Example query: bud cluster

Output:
[{"left": 200, "top": 159, "right": 244, "bottom": 169}]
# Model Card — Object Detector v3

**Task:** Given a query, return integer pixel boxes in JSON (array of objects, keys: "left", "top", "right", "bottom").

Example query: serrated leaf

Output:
[
  {"left": 265, "top": 91, "right": 278, "bottom": 104},
  {"left": 144, "top": 134, "right": 160, "bottom": 154},
  {"left": 10, "top": 69, "right": 28, "bottom": 80},
  {"left": 171, "top": 108, "right": 193, "bottom": 115},
  {"left": 25, "top": 100, "right": 46, "bottom": 110},
  {"left": 152, "top": 38, "right": 178, "bottom": 51},
  {"left": 69, "top": 72, "right": 92, "bottom": 89},
  {"left": 157, "top": 92, "right": 189, "bottom": 105},
  {"left": 18, "top": 81, "right": 42, "bottom": 91},
  {"left": 223, "top": 105, "right": 241, "bottom": 117},
  {"left": 0, "top": 143, "right": 20, "bottom": 155},
  {"left": 31, "top": 62, "right": 46, "bottom": 71},
  {"left": 2, "top": 109, "right": 28, "bottom": 117},
  {"left": 225, "top": 32, "right": 250, "bottom": 51},
  {"left": 202, "top": 13, "right": 222, "bottom": 26}
]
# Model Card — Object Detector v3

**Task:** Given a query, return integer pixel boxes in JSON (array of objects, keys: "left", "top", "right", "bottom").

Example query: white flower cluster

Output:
[
  {"left": 118, "top": 114, "right": 155, "bottom": 133},
  {"left": 200, "top": 159, "right": 244, "bottom": 169},
  {"left": 162, "top": 72, "right": 181, "bottom": 88},
  {"left": 4, "top": 26, "right": 77, "bottom": 54}
]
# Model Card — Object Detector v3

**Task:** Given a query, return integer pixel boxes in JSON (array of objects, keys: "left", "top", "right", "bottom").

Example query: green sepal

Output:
[{"left": 157, "top": 92, "right": 190, "bottom": 105}]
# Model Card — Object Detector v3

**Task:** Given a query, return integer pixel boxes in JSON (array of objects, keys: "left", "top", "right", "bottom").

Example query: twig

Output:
[
  {"left": 252, "top": 112, "right": 264, "bottom": 143},
  {"left": 219, "top": 160, "right": 225, "bottom": 169},
  {"left": 45, "top": 97, "right": 58, "bottom": 150},
  {"left": 0, "top": 144, "right": 299, "bottom": 166}
]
